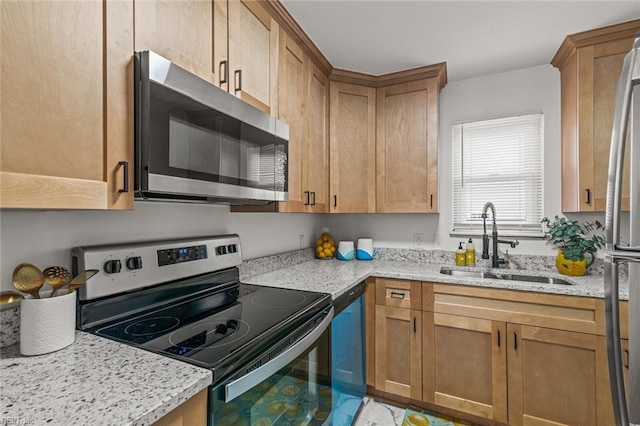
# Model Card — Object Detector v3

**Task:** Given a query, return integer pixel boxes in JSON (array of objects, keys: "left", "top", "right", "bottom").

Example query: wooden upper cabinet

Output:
[
  {"left": 329, "top": 82, "right": 376, "bottom": 213},
  {"left": 0, "top": 0, "right": 133, "bottom": 209},
  {"left": 304, "top": 62, "right": 329, "bottom": 213},
  {"left": 275, "top": 32, "right": 307, "bottom": 212},
  {"left": 134, "top": 0, "right": 216, "bottom": 84},
  {"left": 552, "top": 19, "right": 640, "bottom": 212},
  {"left": 227, "top": 0, "right": 279, "bottom": 114},
  {"left": 376, "top": 78, "right": 440, "bottom": 213}
]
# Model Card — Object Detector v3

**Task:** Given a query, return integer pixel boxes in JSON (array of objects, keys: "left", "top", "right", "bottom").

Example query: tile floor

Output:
[{"left": 352, "top": 396, "right": 406, "bottom": 426}]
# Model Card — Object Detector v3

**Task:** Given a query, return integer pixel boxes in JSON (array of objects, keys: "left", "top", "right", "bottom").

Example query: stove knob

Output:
[
  {"left": 103, "top": 259, "right": 122, "bottom": 274},
  {"left": 216, "top": 246, "right": 227, "bottom": 255},
  {"left": 215, "top": 323, "right": 228, "bottom": 334},
  {"left": 126, "top": 256, "right": 143, "bottom": 270},
  {"left": 227, "top": 244, "right": 237, "bottom": 253}
]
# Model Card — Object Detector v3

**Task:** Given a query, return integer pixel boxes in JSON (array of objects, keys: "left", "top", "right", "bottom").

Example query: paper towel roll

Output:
[{"left": 20, "top": 291, "right": 76, "bottom": 356}]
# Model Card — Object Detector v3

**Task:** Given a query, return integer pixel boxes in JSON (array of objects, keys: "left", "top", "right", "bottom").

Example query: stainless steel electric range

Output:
[{"left": 73, "top": 235, "right": 334, "bottom": 426}]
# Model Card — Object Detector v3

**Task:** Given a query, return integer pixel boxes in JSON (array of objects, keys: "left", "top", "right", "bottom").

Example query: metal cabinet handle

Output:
[
  {"left": 430, "top": 194, "right": 433, "bottom": 209},
  {"left": 234, "top": 69, "right": 242, "bottom": 93},
  {"left": 304, "top": 191, "right": 310, "bottom": 206},
  {"left": 219, "top": 60, "right": 228, "bottom": 85},
  {"left": 390, "top": 291, "right": 406, "bottom": 299},
  {"left": 118, "top": 161, "right": 129, "bottom": 193},
  {"left": 413, "top": 317, "right": 417, "bottom": 333},
  {"left": 586, "top": 188, "right": 591, "bottom": 205},
  {"left": 333, "top": 195, "right": 337, "bottom": 208},
  {"left": 514, "top": 332, "right": 518, "bottom": 350},
  {"left": 497, "top": 329, "right": 501, "bottom": 348},
  {"left": 310, "top": 192, "right": 316, "bottom": 206},
  {"left": 624, "top": 349, "right": 629, "bottom": 369}
]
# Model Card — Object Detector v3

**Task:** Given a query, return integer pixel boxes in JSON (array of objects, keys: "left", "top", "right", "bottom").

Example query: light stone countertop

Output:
[
  {"left": 0, "top": 332, "right": 212, "bottom": 426},
  {"left": 243, "top": 259, "right": 629, "bottom": 301}
]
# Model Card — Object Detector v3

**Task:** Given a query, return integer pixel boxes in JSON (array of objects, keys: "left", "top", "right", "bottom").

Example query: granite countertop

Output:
[
  {"left": 243, "top": 259, "right": 628, "bottom": 301},
  {"left": 0, "top": 332, "right": 212, "bottom": 426}
]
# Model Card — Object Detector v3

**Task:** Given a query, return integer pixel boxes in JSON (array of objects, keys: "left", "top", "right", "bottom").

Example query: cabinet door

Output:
[
  {"left": 507, "top": 324, "right": 611, "bottom": 426},
  {"left": 374, "top": 305, "right": 422, "bottom": 399},
  {"left": 329, "top": 82, "right": 376, "bottom": 213},
  {"left": 304, "top": 61, "right": 329, "bottom": 213},
  {"left": 1, "top": 0, "right": 133, "bottom": 210},
  {"left": 423, "top": 313, "right": 507, "bottom": 423},
  {"left": 134, "top": 0, "right": 216, "bottom": 84},
  {"left": 228, "top": 0, "right": 278, "bottom": 114},
  {"left": 559, "top": 28, "right": 637, "bottom": 212},
  {"left": 276, "top": 32, "right": 306, "bottom": 212},
  {"left": 376, "top": 79, "right": 438, "bottom": 212},
  {"left": 153, "top": 389, "right": 207, "bottom": 426}
]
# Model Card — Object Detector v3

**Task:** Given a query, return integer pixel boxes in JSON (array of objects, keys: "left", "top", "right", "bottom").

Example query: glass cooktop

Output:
[{"left": 93, "top": 283, "right": 330, "bottom": 372}]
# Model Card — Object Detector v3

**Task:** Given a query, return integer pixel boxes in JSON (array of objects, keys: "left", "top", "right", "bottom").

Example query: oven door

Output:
[{"left": 209, "top": 308, "right": 333, "bottom": 426}]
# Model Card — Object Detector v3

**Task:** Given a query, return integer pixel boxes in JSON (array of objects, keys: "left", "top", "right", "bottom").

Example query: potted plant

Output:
[{"left": 541, "top": 215, "right": 606, "bottom": 276}]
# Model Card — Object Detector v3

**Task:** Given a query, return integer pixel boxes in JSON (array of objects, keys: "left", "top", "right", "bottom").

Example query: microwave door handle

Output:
[
  {"left": 605, "top": 41, "right": 636, "bottom": 247},
  {"left": 224, "top": 307, "right": 334, "bottom": 402}
]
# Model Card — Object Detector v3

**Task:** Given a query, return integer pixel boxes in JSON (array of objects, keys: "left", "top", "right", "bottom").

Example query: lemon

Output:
[
  {"left": 330, "top": 246, "right": 336, "bottom": 253},
  {"left": 322, "top": 242, "right": 331, "bottom": 249},
  {"left": 315, "top": 238, "right": 323, "bottom": 246},
  {"left": 318, "top": 252, "right": 326, "bottom": 258},
  {"left": 323, "top": 248, "right": 332, "bottom": 257},
  {"left": 316, "top": 245, "right": 323, "bottom": 253},
  {"left": 407, "top": 413, "right": 430, "bottom": 426}
]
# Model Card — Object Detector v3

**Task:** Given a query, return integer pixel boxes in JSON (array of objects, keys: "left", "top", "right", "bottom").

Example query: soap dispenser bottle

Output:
[
  {"left": 466, "top": 238, "right": 476, "bottom": 266},
  {"left": 456, "top": 242, "right": 466, "bottom": 266}
]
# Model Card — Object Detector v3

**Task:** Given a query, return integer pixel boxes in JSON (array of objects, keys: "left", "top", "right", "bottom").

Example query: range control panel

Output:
[
  {"left": 72, "top": 235, "right": 242, "bottom": 301},
  {"left": 157, "top": 244, "right": 208, "bottom": 266}
]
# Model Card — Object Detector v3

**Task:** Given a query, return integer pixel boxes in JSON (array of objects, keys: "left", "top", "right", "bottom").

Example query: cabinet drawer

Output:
[
  {"left": 433, "top": 284, "right": 599, "bottom": 334},
  {"left": 375, "top": 278, "right": 421, "bottom": 310}
]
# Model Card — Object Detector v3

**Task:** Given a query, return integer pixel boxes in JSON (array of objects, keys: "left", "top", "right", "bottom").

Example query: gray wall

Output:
[{"left": 1, "top": 63, "right": 629, "bottom": 292}]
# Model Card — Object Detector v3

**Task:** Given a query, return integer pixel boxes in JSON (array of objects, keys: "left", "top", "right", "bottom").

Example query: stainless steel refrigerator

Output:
[{"left": 605, "top": 32, "right": 640, "bottom": 426}]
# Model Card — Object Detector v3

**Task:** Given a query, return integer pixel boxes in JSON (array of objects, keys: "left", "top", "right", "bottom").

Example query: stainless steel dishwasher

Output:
[{"left": 331, "top": 281, "right": 366, "bottom": 426}]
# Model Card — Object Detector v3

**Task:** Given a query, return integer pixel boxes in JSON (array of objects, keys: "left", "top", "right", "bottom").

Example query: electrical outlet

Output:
[
  {"left": 413, "top": 233, "right": 424, "bottom": 248},
  {"left": 299, "top": 234, "right": 305, "bottom": 249}
]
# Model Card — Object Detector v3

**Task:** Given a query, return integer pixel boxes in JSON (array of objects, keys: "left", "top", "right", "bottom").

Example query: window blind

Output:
[{"left": 452, "top": 113, "right": 544, "bottom": 237}]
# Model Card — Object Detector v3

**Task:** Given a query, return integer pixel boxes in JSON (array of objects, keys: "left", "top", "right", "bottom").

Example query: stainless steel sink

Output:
[{"left": 439, "top": 267, "right": 573, "bottom": 285}]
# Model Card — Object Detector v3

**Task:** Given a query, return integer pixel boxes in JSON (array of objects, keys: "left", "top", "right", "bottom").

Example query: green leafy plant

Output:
[{"left": 541, "top": 215, "right": 606, "bottom": 262}]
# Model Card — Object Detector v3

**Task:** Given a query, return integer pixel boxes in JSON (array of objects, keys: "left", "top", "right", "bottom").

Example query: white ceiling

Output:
[{"left": 280, "top": 1, "right": 640, "bottom": 81}]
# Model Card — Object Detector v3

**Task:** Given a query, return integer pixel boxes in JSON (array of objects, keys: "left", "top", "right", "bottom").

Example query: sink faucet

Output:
[{"left": 481, "top": 202, "right": 519, "bottom": 268}]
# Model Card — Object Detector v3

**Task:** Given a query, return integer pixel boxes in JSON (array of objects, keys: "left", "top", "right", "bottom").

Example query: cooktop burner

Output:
[
  {"left": 251, "top": 291, "right": 307, "bottom": 309},
  {"left": 125, "top": 316, "right": 180, "bottom": 336}
]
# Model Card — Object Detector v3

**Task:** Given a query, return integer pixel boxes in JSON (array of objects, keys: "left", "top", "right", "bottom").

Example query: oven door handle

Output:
[{"left": 225, "top": 307, "right": 334, "bottom": 402}]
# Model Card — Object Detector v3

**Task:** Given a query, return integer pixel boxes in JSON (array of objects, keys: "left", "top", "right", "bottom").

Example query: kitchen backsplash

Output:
[{"left": 2, "top": 247, "right": 623, "bottom": 349}]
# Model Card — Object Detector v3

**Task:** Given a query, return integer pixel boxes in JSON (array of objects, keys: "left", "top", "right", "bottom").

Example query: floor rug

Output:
[{"left": 402, "top": 407, "right": 470, "bottom": 426}]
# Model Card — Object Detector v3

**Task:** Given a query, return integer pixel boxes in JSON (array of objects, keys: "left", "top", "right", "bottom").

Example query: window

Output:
[{"left": 452, "top": 112, "right": 544, "bottom": 237}]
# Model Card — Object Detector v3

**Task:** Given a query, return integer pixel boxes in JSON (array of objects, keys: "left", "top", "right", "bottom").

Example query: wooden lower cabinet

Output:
[
  {"left": 153, "top": 389, "right": 207, "bottom": 426},
  {"left": 374, "top": 305, "right": 422, "bottom": 400},
  {"left": 423, "top": 312, "right": 507, "bottom": 423},
  {"left": 507, "top": 324, "right": 610, "bottom": 426}
]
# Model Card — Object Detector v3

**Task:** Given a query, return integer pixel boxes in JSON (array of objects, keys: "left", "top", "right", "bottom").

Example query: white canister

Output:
[
  {"left": 356, "top": 238, "right": 374, "bottom": 260},
  {"left": 20, "top": 291, "right": 76, "bottom": 356},
  {"left": 337, "top": 241, "right": 355, "bottom": 261}
]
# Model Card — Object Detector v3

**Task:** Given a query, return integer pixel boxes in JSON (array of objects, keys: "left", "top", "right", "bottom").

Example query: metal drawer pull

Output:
[
  {"left": 311, "top": 192, "right": 316, "bottom": 206},
  {"left": 390, "top": 291, "right": 406, "bottom": 299},
  {"left": 304, "top": 191, "right": 310, "bottom": 206},
  {"left": 497, "top": 329, "right": 501, "bottom": 348},
  {"left": 624, "top": 349, "right": 629, "bottom": 369},
  {"left": 586, "top": 188, "right": 591, "bottom": 205},
  {"left": 514, "top": 332, "right": 518, "bottom": 350}
]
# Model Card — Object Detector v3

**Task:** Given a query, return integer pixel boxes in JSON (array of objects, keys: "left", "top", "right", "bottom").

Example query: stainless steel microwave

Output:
[{"left": 134, "top": 51, "right": 288, "bottom": 204}]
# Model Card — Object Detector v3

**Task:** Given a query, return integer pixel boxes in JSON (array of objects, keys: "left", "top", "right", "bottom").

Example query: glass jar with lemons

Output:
[{"left": 315, "top": 229, "right": 336, "bottom": 260}]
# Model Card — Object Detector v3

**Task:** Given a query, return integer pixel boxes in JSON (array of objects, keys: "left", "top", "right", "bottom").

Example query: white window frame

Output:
[{"left": 451, "top": 111, "right": 545, "bottom": 238}]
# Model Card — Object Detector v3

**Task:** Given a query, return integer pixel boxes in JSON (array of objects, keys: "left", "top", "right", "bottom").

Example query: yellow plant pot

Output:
[{"left": 556, "top": 251, "right": 587, "bottom": 276}]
